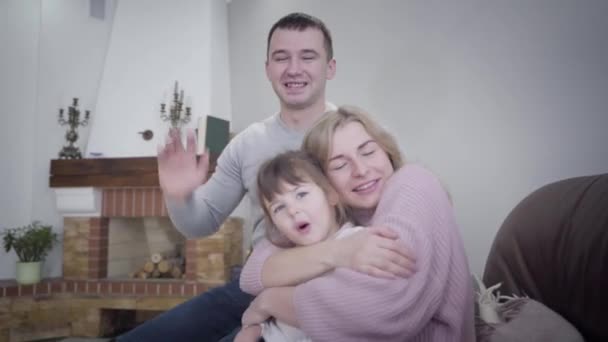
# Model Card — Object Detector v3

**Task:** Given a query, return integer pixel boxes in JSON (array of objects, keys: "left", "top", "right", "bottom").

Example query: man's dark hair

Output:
[{"left": 266, "top": 12, "right": 333, "bottom": 61}]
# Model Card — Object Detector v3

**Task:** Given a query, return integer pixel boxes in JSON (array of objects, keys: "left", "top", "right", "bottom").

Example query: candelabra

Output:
[
  {"left": 57, "top": 98, "right": 90, "bottom": 159},
  {"left": 160, "top": 81, "right": 191, "bottom": 129}
]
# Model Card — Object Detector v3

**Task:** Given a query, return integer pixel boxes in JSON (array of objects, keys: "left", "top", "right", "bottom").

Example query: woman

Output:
[{"left": 239, "top": 106, "right": 476, "bottom": 341}]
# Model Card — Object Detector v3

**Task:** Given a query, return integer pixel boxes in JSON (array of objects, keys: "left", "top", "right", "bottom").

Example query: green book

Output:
[{"left": 197, "top": 115, "right": 230, "bottom": 155}]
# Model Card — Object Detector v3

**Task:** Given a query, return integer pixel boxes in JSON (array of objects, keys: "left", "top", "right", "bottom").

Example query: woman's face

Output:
[{"left": 326, "top": 122, "right": 394, "bottom": 210}]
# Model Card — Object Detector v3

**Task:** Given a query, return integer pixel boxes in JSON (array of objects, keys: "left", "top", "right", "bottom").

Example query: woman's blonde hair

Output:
[
  {"left": 257, "top": 150, "right": 348, "bottom": 247},
  {"left": 302, "top": 105, "right": 404, "bottom": 171}
]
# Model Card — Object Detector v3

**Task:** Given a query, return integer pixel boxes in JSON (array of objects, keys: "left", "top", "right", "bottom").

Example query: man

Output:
[{"left": 118, "top": 12, "right": 337, "bottom": 341}]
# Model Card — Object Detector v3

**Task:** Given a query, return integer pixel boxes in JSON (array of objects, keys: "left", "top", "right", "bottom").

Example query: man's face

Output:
[{"left": 266, "top": 28, "right": 336, "bottom": 111}]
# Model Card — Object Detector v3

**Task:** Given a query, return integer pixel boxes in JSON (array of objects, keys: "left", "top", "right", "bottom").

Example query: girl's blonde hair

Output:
[
  {"left": 303, "top": 105, "right": 404, "bottom": 171},
  {"left": 257, "top": 150, "right": 348, "bottom": 247}
]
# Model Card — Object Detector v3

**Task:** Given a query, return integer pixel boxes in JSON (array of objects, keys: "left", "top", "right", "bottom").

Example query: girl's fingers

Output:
[
  {"left": 391, "top": 260, "right": 416, "bottom": 277},
  {"left": 374, "top": 252, "right": 417, "bottom": 278},
  {"left": 362, "top": 265, "right": 396, "bottom": 279},
  {"left": 378, "top": 239, "right": 417, "bottom": 262},
  {"left": 369, "top": 226, "right": 399, "bottom": 239}
]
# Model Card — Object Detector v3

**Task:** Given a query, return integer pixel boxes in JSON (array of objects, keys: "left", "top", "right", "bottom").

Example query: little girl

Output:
[{"left": 235, "top": 150, "right": 363, "bottom": 342}]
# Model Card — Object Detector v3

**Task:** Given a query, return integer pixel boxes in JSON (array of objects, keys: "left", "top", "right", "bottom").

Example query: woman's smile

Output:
[{"left": 352, "top": 179, "right": 380, "bottom": 194}]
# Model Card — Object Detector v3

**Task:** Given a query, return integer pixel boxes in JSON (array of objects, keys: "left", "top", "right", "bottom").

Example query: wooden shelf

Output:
[{"left": 49, "top": 155, "right": 217, "bottom": 188}]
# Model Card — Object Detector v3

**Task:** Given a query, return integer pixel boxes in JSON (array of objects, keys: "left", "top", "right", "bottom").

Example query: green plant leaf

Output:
[{"left": 1, "top": 221, "right": 58, "bottom": 262}]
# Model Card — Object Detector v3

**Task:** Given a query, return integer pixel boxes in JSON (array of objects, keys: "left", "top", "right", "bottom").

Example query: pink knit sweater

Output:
[{"left": 241, "top": 164, "right": 476, "bottom": 342}]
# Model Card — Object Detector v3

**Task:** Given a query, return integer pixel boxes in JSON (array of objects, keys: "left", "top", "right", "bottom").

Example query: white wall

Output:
[
  {"left": 210, "top": 0, "right": 233, "bottom": 120},
  {"left": 33, "top": 0, "right": 117, "bottom": 278},
  {"left": 1, "top": 0, "right": 233, "bottom": 279},
  {"left": 86, "top": 0, "right": 232, "bottom": 157},
  {"left": 0, "top": 0, "right": 116, "bottom": 279},
  {"left": 1, "top": 0, "right": 234, "bottom": 279},
  {"left": 0, "top": 0, "right": 40, "bottom": 278},
  {"left": 228, "top": 0, "right": 608, "bottom": 274}
]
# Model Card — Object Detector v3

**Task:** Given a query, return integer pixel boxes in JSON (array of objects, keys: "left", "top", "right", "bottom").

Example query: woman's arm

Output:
[
  {"left": 240, "top": 228, "right": 415, "bottom": 295},
  {"left": 288, "top": 165, "right": 471, "bottom": 341}
]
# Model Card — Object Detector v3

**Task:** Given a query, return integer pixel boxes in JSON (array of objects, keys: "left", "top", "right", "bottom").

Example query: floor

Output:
[
  {"left": 62, "top": 339, "right": 113, "bottom": 342},
  {"left": 37, "top": 339, "right": 113, "bottom": 342}
]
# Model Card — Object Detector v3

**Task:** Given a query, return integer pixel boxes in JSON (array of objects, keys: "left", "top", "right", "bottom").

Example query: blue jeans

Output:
[{"left": 117, "top": 278, "right": 253, "bottom": 342}]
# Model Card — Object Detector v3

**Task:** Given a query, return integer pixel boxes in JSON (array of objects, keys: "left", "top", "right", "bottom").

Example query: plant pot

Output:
[{"left": 16, "top": 261, "right": 42, "bottom": 285}]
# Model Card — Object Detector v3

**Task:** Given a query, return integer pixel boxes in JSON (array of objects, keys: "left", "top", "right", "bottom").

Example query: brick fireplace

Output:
[
  {"left": 59, "top": 187, "right": 242, "bottom": 285},
  {"left": 52, "top": 155, "right": 244, "bottom": 285},
  {"left": 0, "top": 156, "right": 243, "bottom": 341}
]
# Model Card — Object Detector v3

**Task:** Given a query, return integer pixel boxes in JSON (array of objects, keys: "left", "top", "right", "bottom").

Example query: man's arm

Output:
[{"left": 164, "top": 132, "right": 246, "bottom": 238}]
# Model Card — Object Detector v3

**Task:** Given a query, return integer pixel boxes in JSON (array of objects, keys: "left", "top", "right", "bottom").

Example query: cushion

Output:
[
  {"left": 483, "top": 173, "right": 608, "bottom": 341},
  {"left": 475, "top": 279, "right": 583, "bottom": 342}
]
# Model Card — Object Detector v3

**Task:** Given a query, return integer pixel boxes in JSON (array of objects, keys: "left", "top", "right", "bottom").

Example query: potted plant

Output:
[{"left": 2, "top": 221, "right": 58, "bottom": 285}]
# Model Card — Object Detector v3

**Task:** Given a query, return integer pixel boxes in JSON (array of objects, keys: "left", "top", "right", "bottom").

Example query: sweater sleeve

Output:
[
  {"left": 239, "top": 238, "right": 282, "bottom": 295},
  {"left": 293, "top": 165, "right": 455, "bottom": 341},
  {"left": 165, "top": 136, "right": 247, "bottom": 239}
]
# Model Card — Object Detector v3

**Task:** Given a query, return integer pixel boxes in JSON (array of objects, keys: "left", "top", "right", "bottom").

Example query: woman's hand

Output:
[{"left": 333, "top": 226, "right": 417, "bottom": 279}]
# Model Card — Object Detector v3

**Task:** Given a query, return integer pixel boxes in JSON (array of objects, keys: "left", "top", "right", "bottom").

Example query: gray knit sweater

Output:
[{"left": 165, "top": 106, "right": 335, "bottom": 245}]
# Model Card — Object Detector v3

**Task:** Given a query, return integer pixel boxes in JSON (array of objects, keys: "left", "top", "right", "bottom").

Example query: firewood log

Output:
[
  {"left": 150, "top": 253, "right": 163, "bottom": 264},
  {"left": 170, "top": 265, "right": 183, "bottom": 279},
  {"left": 143, "top": 261, "right": 155, "bottom": 273},
  {"left": 157, "top": 260, "right": 171, "bottom": 273}
]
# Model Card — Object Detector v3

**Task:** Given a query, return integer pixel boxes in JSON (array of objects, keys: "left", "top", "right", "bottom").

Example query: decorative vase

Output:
[{"left": 16, "top": 261, "right": 42, "bottom": 285}]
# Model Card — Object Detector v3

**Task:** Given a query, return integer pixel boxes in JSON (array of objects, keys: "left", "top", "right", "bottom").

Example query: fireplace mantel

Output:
[{"left": 49, "top": 155, "right": 218, "bottom": 188}]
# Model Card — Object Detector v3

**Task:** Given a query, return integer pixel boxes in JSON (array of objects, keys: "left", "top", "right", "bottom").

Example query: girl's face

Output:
[
  {"left": 326, "top": 122, "right": 394, "bottom": 210},
  {"left": 265, "top": 179, "right": 339, "bottom": 246}
]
